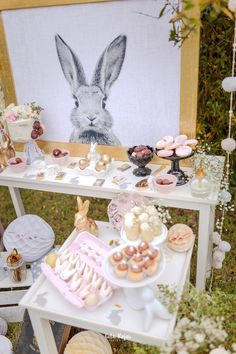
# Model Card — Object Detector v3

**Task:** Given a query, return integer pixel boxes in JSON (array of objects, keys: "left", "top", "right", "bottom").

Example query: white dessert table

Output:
[
  {"left": 20, "top": 221, "right": 194, "bottom": 352},
  {"left": 0, "top": 154, "right": 222, "bottom": 290}
]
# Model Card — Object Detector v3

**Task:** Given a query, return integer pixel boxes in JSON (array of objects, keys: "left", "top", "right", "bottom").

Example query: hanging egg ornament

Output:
[
  {"left": 221, "top": 138, "right": 236, "bottom": 152},
  {"left": 0, "top": 335, "right": 13, "bottom": 354},
  {"left": 228, "top": 0, "right": 236, "bottom": 12},
  {"left": 222, "top": 76, "right": 236, "bottom": 92},
  {"left": 64, "top": 330, "right": 113, "bottom": 354},
  {"left": 212, "top": 231, "right": 221, "bottom": 245},
  {"left": 0, "top": 318, "right": 7, "bottom": 336},
  {"left": 218, "top": 240, "right": 231, "bottom": 253}
]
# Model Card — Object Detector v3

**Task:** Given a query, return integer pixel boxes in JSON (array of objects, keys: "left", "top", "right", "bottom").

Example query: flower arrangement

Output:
[{"left": 0, "top": 102, "right": 43, "bottom": 122}]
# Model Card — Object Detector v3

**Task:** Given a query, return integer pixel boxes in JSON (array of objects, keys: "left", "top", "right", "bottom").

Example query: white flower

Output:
[
  {"left": 232, "top": 343, "right": 236, "bottom": 351},
  {"left": 209, "top": 348, "right": 230, "bottom": 354},
  {"left": 194, "top": 333, "right": 206, "bottom": 343}
]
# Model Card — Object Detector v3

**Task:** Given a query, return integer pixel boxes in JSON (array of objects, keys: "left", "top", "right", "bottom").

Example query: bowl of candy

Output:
[
  {"left": 7, "top": 156, "right": 27, "bottom": 173},
  {"left": 52, "top": 148, "right": 70, "bottom": 166},
  {"left": 127, "top": 145, "right": 153, "bottom": 177},
  {"left": 154, "top": 174, "right": 177, "bottom": 194}
]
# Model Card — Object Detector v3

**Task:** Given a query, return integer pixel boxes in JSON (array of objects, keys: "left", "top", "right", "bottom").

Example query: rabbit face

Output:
[
  {"left": 71, "top": 85, "right": 113, "bottom": 134},
  {"left": 55, "top": 34, "right": 127, "bottom": 145}
]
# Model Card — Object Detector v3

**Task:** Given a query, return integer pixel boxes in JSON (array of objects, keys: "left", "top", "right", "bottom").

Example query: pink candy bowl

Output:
[
  {"left": 7, "top": 157, "right": 27, "bottom": 173},
  {"left": 154, "top": 174, "right": 177, "bottom": 194},
  {"left": 52, "top": 149, "right": 70, "bottom": 166}
]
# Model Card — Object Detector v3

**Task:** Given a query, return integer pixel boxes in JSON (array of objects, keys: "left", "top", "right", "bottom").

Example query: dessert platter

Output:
[
  {"left": 155, "top": 135, "right": 197, "bottom": 186},
  {"left": 167, "top": 224, "right": 194, "bottom": 252},
  {"left": 121, "top": 205, "right": 168, "bottom": 245},
  {"left": 103, "top": 241, "right": 165, "bottom": 288}
]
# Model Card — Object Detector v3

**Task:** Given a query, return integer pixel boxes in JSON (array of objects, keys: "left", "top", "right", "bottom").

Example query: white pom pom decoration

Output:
[
  {"left": 212, "top": 232, "right": 221, "bottom": 245},
  {"left": 228, "top": 0, "right": 236, "bottom": 12},
  {"left": 219, "top": 189, "right": 232, "bottom": 204},
  {"left": 212, "top": 260, "right": 223, "bottom": 269},
  {"left": 222, "top": 76, "right": 236, "bottom": 92},
  {"left": 218, "top": 240, "right": 231, "bottom": 252},
  {"left": 0, "top": 318, "right": 7, "bottom": 336},
  {"left": 213, "top": 250, "right": 225, "bottom": 263},
  {"left": 221, "top": 137, "right": 236, "bottom": 152},
  {"left": 64, "top": 330, "right": 113, "bottom": 354},
  {"left": 3, "top": 215, "right": 55, "bottom": 262},
  {"left": 0, "top": 335, "right": 13, "bottom": 354}
]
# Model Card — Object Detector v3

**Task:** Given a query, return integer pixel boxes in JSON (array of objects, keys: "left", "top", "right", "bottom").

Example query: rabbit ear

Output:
[
  {"left": 55, "top": 34, "right": 87, "bottom": 94},
  {"left": 80, "top": 200, "right": 90, "bottom": 216},
  {"left": 77, "top": 196, "right": 83, "bottom": 210},
  {"left": 91, "top": 35, "right": 127, "bottom": 96}
]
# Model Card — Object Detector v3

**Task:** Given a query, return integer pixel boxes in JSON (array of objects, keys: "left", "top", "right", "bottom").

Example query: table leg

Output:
[
  {"left": 8, "top": 187, "right": 25, "bottom": 217},
  {"left": 196, "top": 205, "right": 214, "bottom": 290},
  {"left": 28, "top": 309, "right": 58, "bottom": 354}
]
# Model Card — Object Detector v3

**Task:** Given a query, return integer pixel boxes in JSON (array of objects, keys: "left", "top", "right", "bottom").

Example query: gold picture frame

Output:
[{"left": 0, "top": 0, "right": 200, "bottom": 160}]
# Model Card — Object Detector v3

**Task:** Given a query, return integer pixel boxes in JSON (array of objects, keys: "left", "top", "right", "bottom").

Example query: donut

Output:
[
  {"left": 157, "top": 149, "right": 174, "bottom": 158},
  {"left": 175, "top": 145, "right": 192, "bottom": 157},
  {"left": 174, "top": 134, "right": 188, "bottom": 145}
]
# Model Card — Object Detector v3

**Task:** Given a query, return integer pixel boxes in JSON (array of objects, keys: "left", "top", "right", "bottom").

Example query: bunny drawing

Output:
[
  {"left": 74, "top": 196, "right": 98, "bottom": 237},
  {"left": 55, "top": 34, "right": 127, "bottom": 145}
]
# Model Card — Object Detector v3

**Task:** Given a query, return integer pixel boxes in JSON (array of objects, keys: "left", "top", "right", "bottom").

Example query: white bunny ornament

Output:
[{"left": 55, "top": 34, "right": 127, "bottom": 145}]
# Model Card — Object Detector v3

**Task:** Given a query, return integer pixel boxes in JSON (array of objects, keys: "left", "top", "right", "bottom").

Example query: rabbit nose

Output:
[{"left": 87, "top": 116, "right": 96, "bottom": 122}]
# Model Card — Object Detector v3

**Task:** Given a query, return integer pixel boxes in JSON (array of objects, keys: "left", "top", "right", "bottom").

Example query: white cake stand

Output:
[
  {"left": 120, "top": 223, "right": 168, "bottom": 246},
  {"left": 102, "top": 245, "right": 172, "bottom": 331}
]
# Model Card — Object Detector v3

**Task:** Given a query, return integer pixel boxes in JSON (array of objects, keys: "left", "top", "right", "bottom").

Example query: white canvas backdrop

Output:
[{"left": 3, "top": 0, "right": 180, "bottom": 146}]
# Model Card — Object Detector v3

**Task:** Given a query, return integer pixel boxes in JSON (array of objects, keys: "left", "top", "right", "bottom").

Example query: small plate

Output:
[
  {"left": 167, "top": 237, "right": 194, "bottom": 253},
  {"left": 120, "top": 223, "right": 168, "bottom": 246}
]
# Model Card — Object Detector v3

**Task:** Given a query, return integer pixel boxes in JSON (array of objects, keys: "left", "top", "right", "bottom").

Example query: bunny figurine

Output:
[
  {"left": 74, "top": 196, "right": 98, "bottom": 237},
  {"left": 0, "top": 122, "right": 15, "bottom": 168},
  {"left": 55, "top": 34, "right": 127, "bottom": 145}
]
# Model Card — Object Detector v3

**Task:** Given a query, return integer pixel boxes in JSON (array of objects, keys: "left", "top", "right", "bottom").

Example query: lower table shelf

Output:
[{"left": 20, "top": 221, "right": 194, "bottom": 350}]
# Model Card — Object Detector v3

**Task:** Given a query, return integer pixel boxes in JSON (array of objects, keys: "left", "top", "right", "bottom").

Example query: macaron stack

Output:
[{"left": 156, "top": 135, "right": 197, "bottom": 158}]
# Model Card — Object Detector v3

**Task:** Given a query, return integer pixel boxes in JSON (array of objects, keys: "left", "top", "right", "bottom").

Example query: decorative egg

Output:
[
  {"left": 84, "top": 292, "right": 99, "bottom": 307},
  {"left": 0, "top": 335, "right": 13, "bottom": 354},
  {"left": 0, "top": 318, "right": 7, "bottom": 336},
  {"left": 101, "top": 154, "right": 111, "bottom": 164},
  {"left": 95, "top": 161, "right": 106, "bottom": 172},
  {"left": 228, "top": 0, "right": 236, "bottom": 12},
  {"left": 219, "top": 189, "right": 232, "bottom": 204},
  {"left": 3, "top": 215, "right": 55, "bottom": 262},
  {"left": 221, "top": 138, "right": 236, "bottom": 152},
  {"left": 218, "top": 241, "right": 231, "bottom": 253},
  {"left": 212, "top": 260, "right": 223, "bottom": 269},
  {"left": 45, "top": 252, "right": 58, "bottom": 268},
  {"left": 79, "top": 158, "right": 89, "bottom": 170},
  {"left": 64, "top": 330, "right": 113, "bottom": 354},
  {"left": 213, "top": 250, "right": 225, "bottom": 263}
]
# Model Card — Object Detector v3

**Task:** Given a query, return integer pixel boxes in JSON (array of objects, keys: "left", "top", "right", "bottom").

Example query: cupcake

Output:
[
  {"left": 130, "top": 206, "right": 143, "bottom": 216},
  {"left": 149, "top": 215, "right": 162, "bottom": 236},
  {"left": 123, "top": 245, "right": 137, "bottom": 259},
  {"left": 130, "top": 253, "right": 144, "bottom": 266},
  {"left": 127, "top": 264, "right": 144, "bottom": 282},
  {"left": 114, "top": 261, "right": 128, "bottom": 278},
  {"left": 138, "top": 212, "right": 149, "bottom": 223},
  {"left": 143, "top": 258, "right": 158, "bottom": 276},
  {"left": 147, "top": 248, "right": 159, "bottom": 261},
  {"left": 137, "top": 241, "right": 149, "bottom": 256},
  {"left": 146, "top": 205, "right": 157, "bottom": 216},
  {"left": 140, "top": 222, "right": 155, "bottom": 242},
  {"left": 124, "top": 214, "right": 139, "bottom": 241},
  {"left": 109, "top": 251, "right": 124, "bottom": 266}
]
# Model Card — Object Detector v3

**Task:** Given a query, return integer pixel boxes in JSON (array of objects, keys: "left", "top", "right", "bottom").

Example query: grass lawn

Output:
[{"left": 0, "top": 186, "right": 235, "bottom": 352}]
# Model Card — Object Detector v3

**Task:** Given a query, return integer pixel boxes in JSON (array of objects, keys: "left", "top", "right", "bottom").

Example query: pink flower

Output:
[{"left": 6, "top": 114, "right": 17, "bottom": 121}]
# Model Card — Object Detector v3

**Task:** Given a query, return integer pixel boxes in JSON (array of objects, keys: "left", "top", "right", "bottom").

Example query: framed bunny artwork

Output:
[{"left": 0, "top": 0, "right": 200, "bottom": 158}]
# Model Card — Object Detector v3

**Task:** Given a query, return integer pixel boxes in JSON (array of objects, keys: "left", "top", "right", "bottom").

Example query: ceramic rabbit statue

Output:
[
  {"left": 0, "top": 122, "right": 15, "bottom": 168},
  {"left": 74, "top": 196, "right": 98, "bottom": 237}
]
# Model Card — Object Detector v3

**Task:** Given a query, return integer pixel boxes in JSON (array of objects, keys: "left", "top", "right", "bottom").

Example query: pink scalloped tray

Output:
[{"left": 41, "top": 231, "right": 116, "bottom": 311}]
